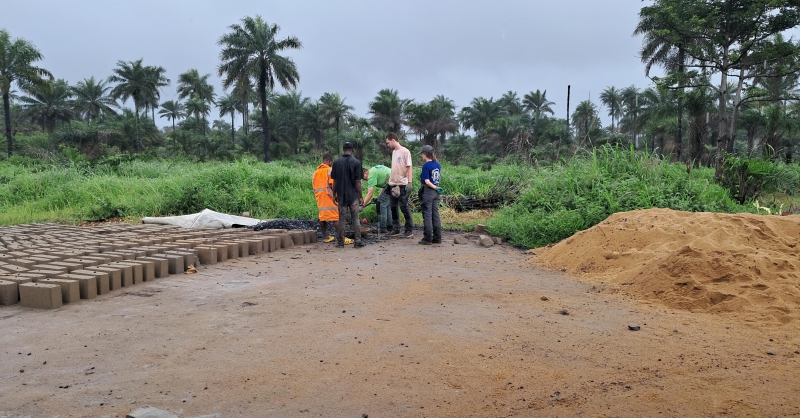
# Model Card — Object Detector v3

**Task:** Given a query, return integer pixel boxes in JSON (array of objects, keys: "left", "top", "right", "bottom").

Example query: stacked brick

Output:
[{"left": 0, "top": 223, "right": 317, "bottom": 309}]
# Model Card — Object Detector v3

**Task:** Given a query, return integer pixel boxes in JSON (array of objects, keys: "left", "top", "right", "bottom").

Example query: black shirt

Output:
[{"left": 330, "top": 153, "right": 363, "bottom": 205}]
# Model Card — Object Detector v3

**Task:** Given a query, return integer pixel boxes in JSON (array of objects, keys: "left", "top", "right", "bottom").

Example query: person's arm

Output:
[
  {"left": 331, "top": 179, "right": 338, "bottom": 205},
  {"left": 406, "top": 164, "right": 413, "bottom": 186},
  {"left": 425, "top": 179, "right": 437, "bottom": 190},
  {"left": 356, "top": 180, "right": 363, "bottom": 206},
  {"left": 363, "top": 187, "right": 375, "bottom": 206}
]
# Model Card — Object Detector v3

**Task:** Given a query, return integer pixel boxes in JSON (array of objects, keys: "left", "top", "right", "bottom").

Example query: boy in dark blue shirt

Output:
[{"left": 419, "top": 145, "right": 442, "bottom": 245}]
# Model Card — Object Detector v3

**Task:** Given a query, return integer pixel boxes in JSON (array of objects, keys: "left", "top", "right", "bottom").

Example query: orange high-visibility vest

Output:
[{"left": 312, "top": 163, "right": 339, "bottom": 221}]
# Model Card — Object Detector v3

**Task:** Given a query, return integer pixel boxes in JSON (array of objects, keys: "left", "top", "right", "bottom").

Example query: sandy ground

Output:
[{"left": 1, "top": 230, "right": 799, "bottom": 417}]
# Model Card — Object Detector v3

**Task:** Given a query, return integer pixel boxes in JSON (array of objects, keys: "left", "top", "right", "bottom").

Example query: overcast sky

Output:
[{"left": 5, "top": 0, "right": 657, "bottom": 127}]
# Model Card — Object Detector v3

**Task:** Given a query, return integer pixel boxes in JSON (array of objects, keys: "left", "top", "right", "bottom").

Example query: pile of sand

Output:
[{"left": 530, "top": 208, "right": 800, "bottom": 325}]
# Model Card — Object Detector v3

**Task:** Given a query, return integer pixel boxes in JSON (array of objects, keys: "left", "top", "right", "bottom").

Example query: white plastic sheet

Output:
[{"left": 141, "top": 209, "right": 262, "bottom": 229}]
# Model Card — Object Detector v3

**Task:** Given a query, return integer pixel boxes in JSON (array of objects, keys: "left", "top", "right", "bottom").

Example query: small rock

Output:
[
  {"left": 557, "top": 309, "right": 569, "bottom": 315},
  {"left": 453, "top": 235, "right": 469, "bottom": 245},
  {"left": 492, "top": 236, "right": 503, "bottom": 245},
  {"left": 473, "top": 224, "right": 486, "bottom": 233},
  {"left": 540, "top": 296, "right": 549, "bottom": 301},
  {"left": 767, "top": 350, "right": 775, "bottom": 356},
  {"left": 125, "top": 405, "right": 179, "bottom": 418},
  {"left": 628, "top": 324, "right": 641, "bottom": 331},
  {"left": 241, "top": 212, "right": 250, "bottom": 217},
  {"left": 479, "top": 235, "right": 494, "bottom": 247}
]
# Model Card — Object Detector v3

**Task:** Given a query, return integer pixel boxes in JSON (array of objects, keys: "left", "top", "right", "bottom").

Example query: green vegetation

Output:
[{"left": 1, "top": 4, "right": 800, "bottom": 248}]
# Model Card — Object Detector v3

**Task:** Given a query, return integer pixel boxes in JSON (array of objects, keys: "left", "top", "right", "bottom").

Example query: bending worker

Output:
[
  {"left": 362, "top": 164, "right": 392, "bottom": 235},
  {"left": 312, "top": 153, "right": 348, "bottom": 244}
]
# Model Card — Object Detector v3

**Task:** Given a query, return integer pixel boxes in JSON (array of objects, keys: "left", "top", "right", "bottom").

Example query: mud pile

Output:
[{"left": 530, "top": 208, "right": 800, "bottom": 325}]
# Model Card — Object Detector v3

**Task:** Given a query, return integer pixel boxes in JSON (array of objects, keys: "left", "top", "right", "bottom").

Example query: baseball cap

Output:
[
  {"left": 343, "top": 141, "right": 354, "bottom": 150},
  {"left": 420, "top": 145, "right": 434, "bottom": 154}
]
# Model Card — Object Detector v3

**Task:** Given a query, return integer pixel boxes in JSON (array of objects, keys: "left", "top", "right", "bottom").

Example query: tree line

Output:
[{"left": 1, "top": 3, "right": 799, "bottom": 172}]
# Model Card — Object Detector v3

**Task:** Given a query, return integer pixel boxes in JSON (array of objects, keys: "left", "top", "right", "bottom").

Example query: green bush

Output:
[{"left": 487, "top": 145, "right": 746, "bottom": 248}]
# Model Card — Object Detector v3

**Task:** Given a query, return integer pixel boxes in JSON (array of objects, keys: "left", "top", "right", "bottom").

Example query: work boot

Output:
[
  {"left": 403, "top": 231, "right": 414, "bottom": 238},
  {"left": 354, "top": 241, "right": 365, "bottom": 248},
  {"left": 390, "top": 229, "right": 401, "bottom": 236},
  {"left": 418, "top": 239, "right": 432, "bottom": 245}
]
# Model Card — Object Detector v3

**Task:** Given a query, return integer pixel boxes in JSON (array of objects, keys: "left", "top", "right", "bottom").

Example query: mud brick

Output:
[
  {"left": 102, "top": 263, "right": 134, "bottom": 287},
  {"left": 195, "top": 246, "right": 218, "bottom": 265},
  {"left": 39, "top": 278, "right": 80, "bottom": 304},
  {"left": 81, "top": 255, "right": 112, "bottom": 264},
  {"left": 24, "top": 269, "right": 63, "bottom": 279},
  {"left": 209, "top": 244, "right": 228, "bottom": 262},
  {"left": 164, "top": 250, "right": 197, "bottom": 270},
  {"left": 86, "top": 266, "right": 122, "bottom": 290},
  {"left": 72, "top": 269, "right": 110, "bottom": 295},
  {"left": 305, "top": 230, "right": 318, "bottom": 244},
  {"left": 289, "top": 231, "right": 306, "bottom": 245},
  {"left": 0, "top": 264, "right": 29, "bottom": 273},
  {"left": 139, "top": 257, "right": 168, "bottom": 278},
  {"left": 113, "top": 262, "right": 143, "bottom": 284},
  {"left": 1, "top": 272, "right": 46, "bottom": 282},
  {"left": 48, "top": 261, "right": 83, "bottom": 272},
  {"left": 107, "top": 251, "right": 136, "bottom": 261},
  {"left": 58, "top": 274, "right": 97, "bottom": 299},
  {"left": 0, "top": 280, "right": 19, "bottom": 305},
  {"left": 216, "top": 242, "right": 239, "bottom": 259},
  {"left": 279, "top": 233, "right": 294, "bottom": 249},
  {"left": 19, "top": 283, "right": 62, "bottom": 309},
  {"left": 65, "top": 257, "right": 101, "bottom": 268},
  {"left": 6, "top": 258, "right": 38, "bottom": 268},
  {"left": 150, "top": 254, "right": 184, "bottom": 274},
  {"left": 243, "top": 239, "right": 263, "bottom": 255},
  {"left": 127, "top": 260, "right": 155, "bottom": 282}
]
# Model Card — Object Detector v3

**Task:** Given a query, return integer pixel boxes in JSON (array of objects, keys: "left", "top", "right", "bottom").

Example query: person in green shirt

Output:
[{"left": 362, "top": 165, "right": 392, "bottom": 234}]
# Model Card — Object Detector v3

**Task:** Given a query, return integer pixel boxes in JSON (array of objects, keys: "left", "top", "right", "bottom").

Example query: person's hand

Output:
[
  {"left": 333, "top": 195, "right": 339, "bottom": 206},
  {"left": 358, "top": 197, "right": 364, "bottom": 207}
]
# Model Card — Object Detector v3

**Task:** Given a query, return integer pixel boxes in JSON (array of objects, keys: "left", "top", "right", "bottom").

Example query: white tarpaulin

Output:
[{"left": 142, "top": 209, "right": 262, "bottom": 229}]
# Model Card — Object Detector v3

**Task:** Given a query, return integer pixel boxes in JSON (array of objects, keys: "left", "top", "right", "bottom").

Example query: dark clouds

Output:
[{"left": 5, "top": 0, "right": 654, "bottom": 125}]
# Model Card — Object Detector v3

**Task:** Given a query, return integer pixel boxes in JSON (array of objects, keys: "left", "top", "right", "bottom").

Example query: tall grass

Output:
[{"left": 486, "top": 146, "right": 746, "bottom": 248}]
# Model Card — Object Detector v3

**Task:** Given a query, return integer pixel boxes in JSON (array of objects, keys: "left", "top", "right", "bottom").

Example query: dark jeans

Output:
[
  {"left": 420, "top": 187, "right": 441, "bottom": 242},
  {"left": 336, "top": 200, "right": 361, "bottom": 244},
  {"left": 375, "top": 187, "right": 392, "bottom": 230},
  {"left": 389, "top": 185, "right": 413, "bottom": 233}
]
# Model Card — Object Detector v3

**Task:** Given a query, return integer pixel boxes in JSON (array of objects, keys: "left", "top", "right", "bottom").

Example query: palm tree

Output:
[
  {"left": 273, "top": 91, "right": 308, "bottom": 154},
  {"left": 20, "top": 78, "right": 74, "bottom": 132},
  {"left": 458, "top": 97, "right": 506, "bottom": 135},
  {"left": 158, "top": 100, "right": 185, "bottom": 132},
  {"left": 232, "top": 75, "right": 254, "bottom": 135},
  {"left": 72, "top": 77, "right": 119, "bottom": 122},
  {"left": 142, "top": 65, "right": 169, "bottom": 123},
  {"left": 218, "top": 15, "right": 302, "bottom": 163},
  {"left": 0, "top": 29, "right": 53, "bottom": 157},
  {"left": 571, "top": 100, "right": 599, "bottom": 143},
  {"left": 499, "top": 91, "right": 523, "bottom": 116},
  {"left": 319, "top": 92, "right": 353, "bottom": 135},
  {"left": 599, "top": 86, "right": 623, "bottom": 133},
  {"left": 177, "top": 69, "right": 216, "bottom": 134},
  {"left": 185, "top": 94, "right": 211, "bottom": 134},
  {"left": 523, "top": 90, "right": 555, "bottom": 120},
  {"left": 302, "top": 101, "right": 326, "bottom": 150},
  {"left": 406, "top": 96, "right": 459, "bottom": 149},
  {"left": 217, "top": 93, "right": 241, "bottom": 144},
  {"left": 368, "top": 88, "right": 410, "bottom": 134},
  {"left": 108, "top": 59, "right": 169, "bottom": 152}
]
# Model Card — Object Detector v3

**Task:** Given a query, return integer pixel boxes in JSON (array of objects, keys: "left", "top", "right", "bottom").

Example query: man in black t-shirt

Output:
[{"left": 330, "top": 142, "right": 364, "bottom": 248}]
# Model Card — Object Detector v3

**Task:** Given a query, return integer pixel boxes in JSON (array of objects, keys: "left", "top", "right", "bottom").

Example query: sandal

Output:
[
  {"left": 323, "top": 236, "right": 335, "bottom": 243},
  {"left": 344, "top": 237, "right": 354, "bottom": 245}
]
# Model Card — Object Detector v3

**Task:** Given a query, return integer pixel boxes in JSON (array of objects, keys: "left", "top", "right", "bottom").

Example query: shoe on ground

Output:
[
  {"left": 432, "top": 240, "right": 441, "bottom": 244},
  {"left": 403, "top": 231, "right": 414, "bottom": 238},
  {"left": 344, "top": 237, "right": 354, "bottom": 245},
  {"left": 418, "top": 239, "right": 432, "bottom": 245},
  {"left": 354, "top": 241, "right": 365, "bottom": 248},
  {"left": 371, "top": 228, "right": 390, "bottom": 234},
  {"left": 335, "top": 243, "right": 344, "bottom": 248},
  {"left": 323, "top": 236, "right": 335, "bottom": 243},
  {"left": 389, "top": 229, "right": 401, "bottom": 235}
]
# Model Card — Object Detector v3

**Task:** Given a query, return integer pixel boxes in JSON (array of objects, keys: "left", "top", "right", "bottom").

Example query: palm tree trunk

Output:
[
  {"left": 259, "top": 68, "right": 270, "bottom": 163},
  {"left": 3, "top": 93, "right": 13, "bottom": 158},
  {"left": 231, "top": 113, "right": 235, "bottom": 145},
  {"left": 134, "top": 102, "right": 143, "bottom": 152},
  {"left": 172, "top": 117, "right": 175, "bottom": 133}
]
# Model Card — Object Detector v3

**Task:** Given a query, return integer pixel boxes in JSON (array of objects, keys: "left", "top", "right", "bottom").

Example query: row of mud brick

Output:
[{"left": 0, "top": 223, "right": 317, "bottom": 309}]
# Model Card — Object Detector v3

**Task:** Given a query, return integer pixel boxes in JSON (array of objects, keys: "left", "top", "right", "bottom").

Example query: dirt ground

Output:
[{"left": 1, "top": 228, "right": 799, "bottom": 417}]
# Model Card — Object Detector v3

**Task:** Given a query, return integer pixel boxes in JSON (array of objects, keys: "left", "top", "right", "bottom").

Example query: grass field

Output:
[{"left": 0, "top": 148, "right": 763, "bottom": 247}]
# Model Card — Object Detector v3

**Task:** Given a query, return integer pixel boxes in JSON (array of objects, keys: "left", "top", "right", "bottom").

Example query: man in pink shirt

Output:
[{"left": 384, "top": 132, "right": 414, "bottom": 238}]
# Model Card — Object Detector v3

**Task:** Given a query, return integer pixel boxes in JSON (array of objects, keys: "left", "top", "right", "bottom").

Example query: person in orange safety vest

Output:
[{"left": 313, "top": 153, "right": 344, "bottom": 243}]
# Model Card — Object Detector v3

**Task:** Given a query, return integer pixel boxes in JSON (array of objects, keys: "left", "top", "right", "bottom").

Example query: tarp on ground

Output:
[{"left": 142, "top": 209, "right": 262, "bottom": 229}]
